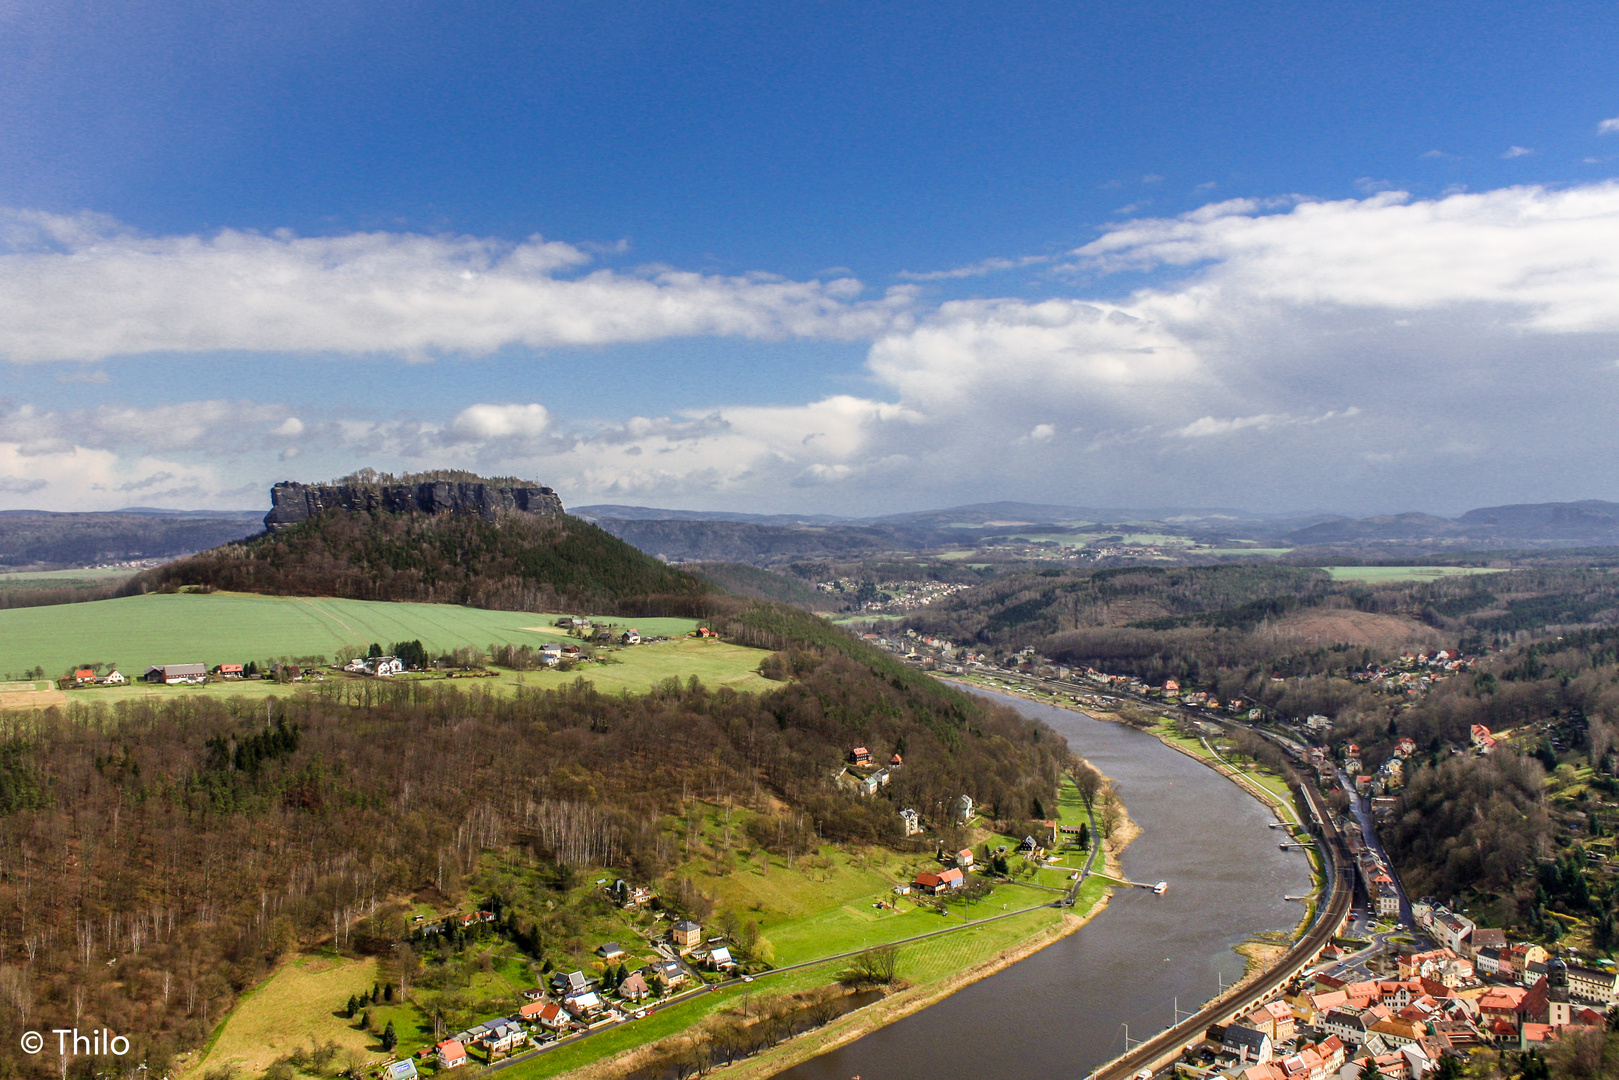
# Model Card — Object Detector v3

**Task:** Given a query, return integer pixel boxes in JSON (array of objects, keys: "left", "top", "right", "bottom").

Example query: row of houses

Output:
[{"left": 427, "top": 918, "right": 723, "bottom": 1070}]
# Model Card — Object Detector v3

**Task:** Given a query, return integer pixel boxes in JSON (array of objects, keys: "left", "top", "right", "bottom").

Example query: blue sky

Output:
[{"left": 4, "top": 0, "right": 1619, "bottom": 515}]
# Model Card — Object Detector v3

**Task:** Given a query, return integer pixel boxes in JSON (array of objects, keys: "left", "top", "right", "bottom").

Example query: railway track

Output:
[{"left": 1085, "top": 778, "right": 1353, "bottom": 1080}]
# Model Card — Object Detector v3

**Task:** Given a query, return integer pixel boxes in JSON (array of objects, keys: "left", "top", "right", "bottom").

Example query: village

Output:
[
  {"left": 47, "top": 619, "right": 704, "bottom": 690},
  {"left": 1183, "top": 900, "right": 1619, "bottom": 1080},
  {"left": 303, "top": 739, "right": 1097, "bottom": 1080}
]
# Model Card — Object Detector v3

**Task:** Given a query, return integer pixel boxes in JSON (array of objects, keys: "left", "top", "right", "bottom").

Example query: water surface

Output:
[{"left": 776, "top": 690, "right": 1312, "bottom": 1080}]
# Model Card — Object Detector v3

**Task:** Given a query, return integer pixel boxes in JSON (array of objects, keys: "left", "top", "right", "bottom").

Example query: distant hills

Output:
[
  {"left": 0, "top": 511, "right": 262, "bottom": 571},
  {"left": 12, "top": 495, "right": 1619, "bottom": 575},
  {"left": 576, "top": 499, "right": 1619, "bottom": 564}
]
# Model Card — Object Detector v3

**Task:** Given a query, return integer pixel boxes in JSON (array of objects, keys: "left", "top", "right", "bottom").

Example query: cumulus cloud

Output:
[
  {"left": 0, "top": 210, "right": 913, "bottom": 363},
  {"left": 1602, "top": 118, "right": 1619, "bottom": 135},
  {"left": 447, "top": 403, "right": 550, "bottom": 442},
  {"left": 0, "top": 441, "right": 220, "bottom": 507},
  {"left": 1073, "top": 183, "right": 1619, "bottom": 332},
  {"left": 867, "top": 297, "right": 1202, "bottom": 412},
  {"left": 12, "top": 180, "right": 1619, "bottom": 514}
]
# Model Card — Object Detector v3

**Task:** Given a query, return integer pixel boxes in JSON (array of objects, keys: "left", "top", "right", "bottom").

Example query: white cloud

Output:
[
  {"left": 867, "top": 297, "right": 1202, "bottom": 413},
  {"left": 1501, "top": 146, "right": 1535, "bottom": 158},
  {"left": 895, "top": 254, "right": 1052, "bottom": 281},
  {"left": 1599, "top": 117, "right": 1619, "bottom": 135},
  {"left": 447, "top": 403, "right": 550, "bottom": 442},
  {"left": 1171, "top": 408, "right": 1359, "bottom": 439},
  {"left": 0, "top": 210, "right": 913, "bottom": 363},
  {"left": 1073, "top": 183, "right": 1619, "bottom": 332},
  {"left": 13, "top": 180, "right": 1619, "bottom": 514},
  {"left": 0, "top": 442, "right": 219, "bottom": 508}
]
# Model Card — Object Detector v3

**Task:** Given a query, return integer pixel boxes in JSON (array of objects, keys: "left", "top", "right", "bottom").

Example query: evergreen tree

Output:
[
  {"left": 345, "top": 994, "right": 358, "bottom": 1018},
  {"left": 1357, "top": 1059, "right": 1384, "bottom": 1080},
  {"left": 381, "top": 1021, "right": 397, "bottom": 1052},
  {"left": 1077, "top": 822, "right": 1090, "bottom": 849}
]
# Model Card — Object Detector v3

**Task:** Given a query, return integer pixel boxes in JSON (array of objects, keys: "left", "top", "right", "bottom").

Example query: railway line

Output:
[{"left": 1084, "top": 777, "right": 1353, "bottom": 1080}]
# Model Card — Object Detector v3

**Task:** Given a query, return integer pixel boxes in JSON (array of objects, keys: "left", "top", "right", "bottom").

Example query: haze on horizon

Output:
[{"left": 3, "top": 0, "right": 1619, "bottom": 520}]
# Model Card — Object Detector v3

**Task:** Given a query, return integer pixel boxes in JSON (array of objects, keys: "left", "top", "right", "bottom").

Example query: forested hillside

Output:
[
  {"left": 128, "top": 509, "right": 709, "bottom": 615},
  {"left": 0, "top": 602, "right": 1066, "bottom": 1078}
]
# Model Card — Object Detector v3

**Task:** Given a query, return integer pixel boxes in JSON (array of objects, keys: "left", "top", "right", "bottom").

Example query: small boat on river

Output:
[{"left": 1153, "top": 881, "right": 1168, "bottom": 894}]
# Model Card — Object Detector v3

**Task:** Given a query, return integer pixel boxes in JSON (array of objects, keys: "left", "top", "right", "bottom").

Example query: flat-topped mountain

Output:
[
  {"left": 133, "top": 471, "right": 705, "bottom": 612},
  {"left": 265, "top": 474, "right": 563, "bottom": 532}
]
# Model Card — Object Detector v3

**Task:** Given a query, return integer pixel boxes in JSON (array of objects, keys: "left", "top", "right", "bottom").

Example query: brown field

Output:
[
  {"left": 188, "top": 954, "right": 382, "bottom": 1078},
  {"left": 1269, "top": 608, "right": 1441, "bottom": 650},
  {"left": 0, "top": 684, "right": 66, "bottom": 710}
]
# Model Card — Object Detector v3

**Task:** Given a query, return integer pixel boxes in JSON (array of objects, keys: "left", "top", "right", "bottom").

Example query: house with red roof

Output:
[{"left": 436, "top": 1040, "right": 467, "bottom": 1069}]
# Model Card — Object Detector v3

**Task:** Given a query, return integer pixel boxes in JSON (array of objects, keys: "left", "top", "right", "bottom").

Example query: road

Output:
[
  {"left": 1337, "top": 768, "right": 1416, "bottom": 928},
  {"left": 486, "top": 791, "right": 1104, "bottom": 1075}
]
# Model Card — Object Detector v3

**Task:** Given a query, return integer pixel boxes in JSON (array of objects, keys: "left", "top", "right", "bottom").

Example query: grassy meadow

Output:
[
  {"left": 1322, "top": 565, "right": 1506, "bottom": 583},
  {"left": 0, "top": 591, "right": 777, "bottom": 696},
  {"left": 195, "top": 954, "right": 382, "bottom": 1076}
]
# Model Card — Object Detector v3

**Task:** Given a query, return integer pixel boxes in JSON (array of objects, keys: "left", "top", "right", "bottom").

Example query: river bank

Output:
[
  {"left": 774, "top": 687, "right": 1313, "bottom": 1080},
  {"left": 943, "top": 676, "right": 1323, "bottom": 981},
  {"left": 552, "top": 777, "right": 1136, "bottom": 1080}
]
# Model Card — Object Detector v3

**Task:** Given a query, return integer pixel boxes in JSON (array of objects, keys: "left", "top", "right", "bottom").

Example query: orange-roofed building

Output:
[{"left": 437, "top": 1040, "right": 467, "bottom": 1069}]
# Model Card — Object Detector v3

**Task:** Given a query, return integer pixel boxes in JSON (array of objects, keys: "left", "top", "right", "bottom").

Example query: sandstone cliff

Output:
[{"left": 264, "top": 480, "right": 564, "bottom": 532}]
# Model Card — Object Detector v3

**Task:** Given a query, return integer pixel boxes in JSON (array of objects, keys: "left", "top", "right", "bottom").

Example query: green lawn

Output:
[
  {"left": 1321, "top": 566, "right": 1506, "bottom": 583},
  {"left": 0, "top": 592, "right": 783, "bottom": 695},
  {"left": 497, "top": 894, "right": 1073, "bottom": 1080}
]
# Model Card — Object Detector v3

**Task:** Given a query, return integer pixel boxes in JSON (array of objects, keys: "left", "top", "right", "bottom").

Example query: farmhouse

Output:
[
  {"left": 215, "top": 663, "right": 245, "bottom": 677},
  {"left": 672, "top": 920, "right": 703, "bottom": 949},
  {"left": 99, "top": 670, "right": 125, "bottom": 685},
  {"left": 143, "top": 663, "right": 207, "bottom": 684}
]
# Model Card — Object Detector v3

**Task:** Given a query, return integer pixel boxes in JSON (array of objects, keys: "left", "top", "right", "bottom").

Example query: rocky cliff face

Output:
[{"left": 264, "top": 480, "right": 565, "bottom": 532}]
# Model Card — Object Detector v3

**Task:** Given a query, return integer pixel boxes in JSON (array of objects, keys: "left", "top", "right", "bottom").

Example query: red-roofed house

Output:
[
  {"left": 437, "top": 1040, "right": 468, "bottom": 1069},
  {"left": 1471, "top": 725, "right": 1497, "bottom": 753}
]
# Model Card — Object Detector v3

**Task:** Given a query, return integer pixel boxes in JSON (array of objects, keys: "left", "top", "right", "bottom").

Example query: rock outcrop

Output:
[{"left": 264, "top": 480, "right": 564, "bottom": 532}]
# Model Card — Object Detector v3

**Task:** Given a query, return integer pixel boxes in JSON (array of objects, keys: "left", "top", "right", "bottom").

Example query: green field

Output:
[
  {"left": 1322, "top": 565, "right": 1506, "bottom": 583},
  {"left": 193, "top": 953, "right": 382, "bottom": 1076},
  {"left": 0, "top": 567, "right": 138, "bottom": 585},
  {"left": 0, "top": 592, "right": 701, "bottom": 675}
]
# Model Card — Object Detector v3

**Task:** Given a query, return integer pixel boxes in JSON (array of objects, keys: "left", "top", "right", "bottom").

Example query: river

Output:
[{"left": 775, "top": 689, "right": 1314, "bottom": 1080}]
